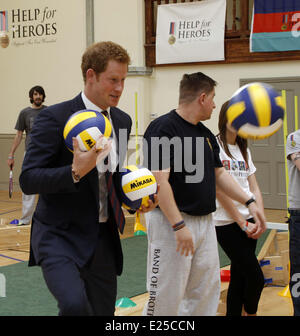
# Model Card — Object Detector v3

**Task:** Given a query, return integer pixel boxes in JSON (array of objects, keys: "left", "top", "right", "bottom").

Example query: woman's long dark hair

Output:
[{"left": 217, "top": 100, "right": 249, "bottom": 166}]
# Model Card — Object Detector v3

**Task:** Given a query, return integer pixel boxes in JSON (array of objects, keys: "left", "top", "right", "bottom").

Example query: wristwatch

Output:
[
  {"left": 245, "top": 197, "right": 256, "bottom": 207},
  {"left": 71, "top": 167, "right": 80, "bottom": 183}
]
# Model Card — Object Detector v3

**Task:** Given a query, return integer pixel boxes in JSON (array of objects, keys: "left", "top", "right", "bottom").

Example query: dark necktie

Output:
[{"left": 102, "top": 110, "right": 125, "bottom": 234}]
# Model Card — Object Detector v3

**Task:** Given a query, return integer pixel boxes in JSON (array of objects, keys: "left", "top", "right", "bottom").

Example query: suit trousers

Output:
[{"left": 40, "top": 223, "right": 117, "bottom": 316}]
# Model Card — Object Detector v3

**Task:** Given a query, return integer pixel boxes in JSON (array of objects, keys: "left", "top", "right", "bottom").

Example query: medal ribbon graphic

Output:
[{"left": 0, "top": 11, "right": 8, "bottom": 32}]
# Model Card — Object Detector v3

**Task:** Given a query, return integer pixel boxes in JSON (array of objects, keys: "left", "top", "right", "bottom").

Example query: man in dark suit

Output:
[{"left": 19, "top": 41, "right": 157, "bottom": 316}]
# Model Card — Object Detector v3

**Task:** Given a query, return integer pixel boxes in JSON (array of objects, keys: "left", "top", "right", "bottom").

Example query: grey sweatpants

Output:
[
  {"left": 20, "top": 152, "right": 36, "bottom": 225},
  {"left": 143, "top": 209, "right": 220, "bottom": 316},
  {"left": 20, "top": 193, "right": 36, "bottom": 224}
]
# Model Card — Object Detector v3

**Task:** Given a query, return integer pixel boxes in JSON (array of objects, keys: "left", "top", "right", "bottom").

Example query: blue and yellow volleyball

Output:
[
  {"left": 119, "top": 165, "right": 157, "bottom": 211},
  {"left": 63, "top": 109, "right": 112, "bottom": 152},
  {"left": 227, "top": 83, "right": 284, "bottom": 139}
]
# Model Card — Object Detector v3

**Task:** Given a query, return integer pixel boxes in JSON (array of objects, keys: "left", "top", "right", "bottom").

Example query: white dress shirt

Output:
[{"left": 81, "top": 91, "right": 119, "bottom": 222}]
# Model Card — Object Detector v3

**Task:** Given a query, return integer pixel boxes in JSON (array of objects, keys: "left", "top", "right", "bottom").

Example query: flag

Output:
[
  {"left": 250, "top": 0, "right": 300, "bottom": 52},
  {"left": 156, "top": 0, "right": 226, "bottom": 64}
]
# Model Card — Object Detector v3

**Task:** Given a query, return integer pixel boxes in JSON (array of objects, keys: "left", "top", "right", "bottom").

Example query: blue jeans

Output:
[{"left": 289, "top": 209, "right": 300, "bottom": 316}]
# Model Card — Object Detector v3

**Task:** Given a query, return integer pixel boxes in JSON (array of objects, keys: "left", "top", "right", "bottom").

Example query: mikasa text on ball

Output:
[
  {"left": 227, "top": 82, "right": 284, "bottom": 139},
  {"left": 119, "top": 165, "right": 157, "bottom": 210},
  {"left": 63, "top": 109, "right": 112, "bottom": 152}
]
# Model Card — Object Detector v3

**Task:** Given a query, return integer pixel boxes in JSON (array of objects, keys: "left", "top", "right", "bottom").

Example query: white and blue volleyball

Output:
[
  {"left": 119, "top": 165, "right": 157, "bottom": 210},
  {"left": 227, "top": 82, "right": 284, "bottom": 139},
  {"left": 63, "top": 109, "right": 112, "bottom": 152}
]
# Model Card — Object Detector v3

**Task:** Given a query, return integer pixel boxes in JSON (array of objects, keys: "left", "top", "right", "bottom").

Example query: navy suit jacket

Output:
[{"left": 20, "top": 93, "right": 132, "bottom": 275}]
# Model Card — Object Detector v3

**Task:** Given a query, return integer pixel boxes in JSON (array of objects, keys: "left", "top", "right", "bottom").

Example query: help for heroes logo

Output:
[
  {"left": 168, "top": 19, "right": 212, "bottom": 45},
  {"left": 0, "top": 6, "right": 58, "bottom": 48}
]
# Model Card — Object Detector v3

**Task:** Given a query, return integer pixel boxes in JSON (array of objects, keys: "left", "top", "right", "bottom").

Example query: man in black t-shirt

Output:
[
  {"left": 142, "top": 72, "right": 266, "bottom": 316},
  {"left": 7, "top": 86, "right": 46, "bottom": 225}
]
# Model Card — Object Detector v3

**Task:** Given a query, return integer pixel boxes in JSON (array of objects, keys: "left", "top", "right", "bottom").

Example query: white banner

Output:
[{"left": 156, "top": 0, "right": 226, "bottom": 64}]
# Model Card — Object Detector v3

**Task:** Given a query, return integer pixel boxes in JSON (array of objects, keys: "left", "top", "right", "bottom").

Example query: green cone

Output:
[
  {"left": 115, "top": 297, "right": 137, "bottom": 308},
  {"left": 134, "top": 230, "right": 147, "bottom": 236}
]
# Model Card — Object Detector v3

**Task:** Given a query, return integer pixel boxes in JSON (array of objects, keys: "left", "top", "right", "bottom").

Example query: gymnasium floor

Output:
[{"left": 0, "top": 190, "right": 293, "bottom": 316}]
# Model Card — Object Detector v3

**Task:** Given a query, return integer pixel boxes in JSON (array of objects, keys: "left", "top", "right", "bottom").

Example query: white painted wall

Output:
[{"left": 1, "top": 0, "right": 299, "bottom": 139}]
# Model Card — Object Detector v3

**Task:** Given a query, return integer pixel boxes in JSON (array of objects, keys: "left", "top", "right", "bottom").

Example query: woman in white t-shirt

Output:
[{"left": 213, "top": 101, "right": 265, "bottom": 316}]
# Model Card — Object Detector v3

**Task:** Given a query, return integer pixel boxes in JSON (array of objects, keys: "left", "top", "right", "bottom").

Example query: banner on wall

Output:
[
  {"left": 155, "top": 0, "right": 226, "bottom": 65},
  {"left": 250, "top": 0, "right": 300, "bottom": 52},
  {"left": 0, "top": 6, "right": 58, "bottom": 49}
]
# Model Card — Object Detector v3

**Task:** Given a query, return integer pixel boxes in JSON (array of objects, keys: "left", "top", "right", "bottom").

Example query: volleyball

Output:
[
  {"left": 119, "top": 165, "right": 157, "bottom": 210},
  {"left": 226, "top": 82, "right": 285, "bottom": 139},
  {"left": 63, "top": 109, "right": 112, "bottom": 152}
]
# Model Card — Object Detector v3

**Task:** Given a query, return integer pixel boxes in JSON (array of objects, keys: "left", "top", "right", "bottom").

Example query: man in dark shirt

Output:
[
  {"left": 142, "top": 72, "right": 266, "bottom": 316},
  {"left": 7, "top": 86, "right": 46, "bottom": 225}
]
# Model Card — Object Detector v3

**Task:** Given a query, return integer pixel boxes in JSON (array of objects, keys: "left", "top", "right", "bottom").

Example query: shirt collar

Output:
[{"left": 81, "top": 91, "right": 111, "bottom": 117}]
